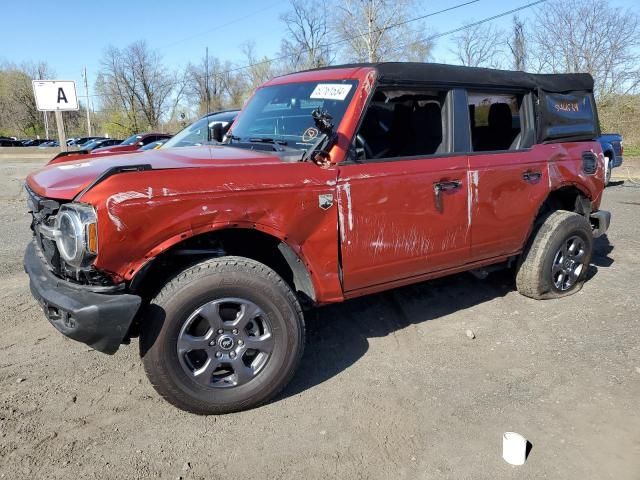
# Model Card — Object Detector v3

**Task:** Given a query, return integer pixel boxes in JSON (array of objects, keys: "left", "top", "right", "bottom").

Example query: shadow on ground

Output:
[
  {"left": 281, "top": 234, "right": 616, "bottom": 401},
  {"left": 280, "top": 269, "right": 514, "bottom": 400}
]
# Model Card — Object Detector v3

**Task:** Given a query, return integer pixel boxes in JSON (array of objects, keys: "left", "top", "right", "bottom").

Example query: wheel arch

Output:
[
  {"left": 130, "top": 224, "right": 317, "bottom": 307},
  {"left": 522, "top": 184, "right": 593, "bottom": 249}
]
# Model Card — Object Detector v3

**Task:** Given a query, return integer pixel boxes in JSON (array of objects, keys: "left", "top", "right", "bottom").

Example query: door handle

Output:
[
  {"left": 522, "top": 170, "right": 542, "bottom": 182},
  {"left": 433, "top": 180, "right": 462, "bottom": 212}
]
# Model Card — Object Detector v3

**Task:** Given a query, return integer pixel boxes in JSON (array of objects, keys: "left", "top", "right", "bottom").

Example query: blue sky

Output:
[{"left": 1, "top": 0, "right": 638, "bottom": 102}]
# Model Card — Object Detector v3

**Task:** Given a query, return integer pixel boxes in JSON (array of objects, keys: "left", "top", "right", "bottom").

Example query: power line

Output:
[
  {"left": 205, "top": 0, "right": 483, "bottom": 78},
  {"left": 158, "top": 2, "right": 282, "bottom": 50},
  {"left": 89, "top": 0, "right": 481, "bottom": 98},
  {"left": 88, "top": 0, "right": 547, "bottom": 101}
]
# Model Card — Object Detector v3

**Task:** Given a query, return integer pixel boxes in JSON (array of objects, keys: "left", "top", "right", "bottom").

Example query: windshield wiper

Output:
[
  {"left": 225, "top": 134, "right": 242, "bottom": 144},
  {"left": 248, "top": 137, "right": 288, "bottom": 146}
]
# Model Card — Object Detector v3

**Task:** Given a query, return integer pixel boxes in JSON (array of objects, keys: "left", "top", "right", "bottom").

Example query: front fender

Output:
[{"left": 81, "top": 162, "right": 343, "bottom": 303}]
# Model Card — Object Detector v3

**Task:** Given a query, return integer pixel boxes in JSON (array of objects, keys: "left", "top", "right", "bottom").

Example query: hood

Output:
[{"left": 27, "top": 145, "right": 282, "bottom": 200}]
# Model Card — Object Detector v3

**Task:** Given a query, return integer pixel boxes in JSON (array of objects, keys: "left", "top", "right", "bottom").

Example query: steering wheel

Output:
[{"left": 355, "top": 134, "right": 373, "bottom": 160}]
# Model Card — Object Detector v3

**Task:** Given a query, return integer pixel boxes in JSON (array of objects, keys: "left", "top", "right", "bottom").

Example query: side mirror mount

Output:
[{"left": 211, "top": 123, "right": 223, "bottom": 143}]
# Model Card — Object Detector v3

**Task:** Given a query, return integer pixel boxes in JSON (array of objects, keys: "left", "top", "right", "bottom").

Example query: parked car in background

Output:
[
  {"left": 22, "top": 139, "right": 53, "bottom": 146},
  {"left": 0, "top": 137, "right": 24, "bottom": 147},
  {"left": 597, "top": 134, "right": 623, "bottom": 185},
  {"left": 47, "top": 111, "right": 237, "bottom": 165},
  {"left": 161, "top": 110, "right": 238, "bottom": 149},
  {"left": 82, "top": 138, "right": 123, "bottom": 151},
  {"left": 140, "top": 140, "right": 166, "bottom": 150},
  {"left": 38, "top": 141, "right": 59, "bottom": 148},
  {"left": 91, "top": 132, "right": 172, "bottom": 154},
  {"left": 77, "top": 137, "right": 107, "bottom": 148},
  {"left": 68, "top": 137, "right": 104, "bottom": 147}
]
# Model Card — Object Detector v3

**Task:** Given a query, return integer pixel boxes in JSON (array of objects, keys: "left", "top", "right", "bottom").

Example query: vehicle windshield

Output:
[
  {"left": 83, "top": 141, "right": 99, "bottom": 150},
  {"left": 227, "top": 80, "right": 358, "bottom": 150},
  {"left": 121, "top": 134, "right": 142, "bottom": 145},
  {"left": 162, "top": 117, "right": 211, "bottom": 149}
]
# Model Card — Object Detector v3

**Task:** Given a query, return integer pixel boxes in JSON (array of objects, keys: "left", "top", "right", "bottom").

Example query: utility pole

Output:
[
  {"left": 83, "top": 66, "right": 93, "bottom": 135},
  {"left": 43, "top": 112, "right": 49, "bottom": 139},
  {"left": 205, "top": 47, "right": 211, "bottom": 115},
  {"left": 54, "top": 111, "right": 67, "bottom": 152}
]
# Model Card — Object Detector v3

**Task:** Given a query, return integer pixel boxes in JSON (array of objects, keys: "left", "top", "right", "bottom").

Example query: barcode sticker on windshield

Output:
[{"left": 310, "top": 84, "right": 352, "bottom": 101}]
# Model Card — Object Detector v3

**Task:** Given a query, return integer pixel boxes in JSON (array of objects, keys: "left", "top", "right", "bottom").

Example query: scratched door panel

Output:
[
  {"left": 468, "top": 145, "right": 550, "bottom": 260},
  {"left": 337, "top": 156, "right": 469, "bottom": 292}
]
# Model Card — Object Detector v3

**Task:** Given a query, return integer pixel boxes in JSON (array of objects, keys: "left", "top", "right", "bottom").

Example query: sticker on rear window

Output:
[{"left": 310, "top": 84, "right": 352, "bottom": 101}]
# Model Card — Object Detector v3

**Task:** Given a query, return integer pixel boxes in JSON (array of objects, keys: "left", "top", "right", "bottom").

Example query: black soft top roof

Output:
[{"left": 311, "top": 62, "right": 594, "bottom": 93}]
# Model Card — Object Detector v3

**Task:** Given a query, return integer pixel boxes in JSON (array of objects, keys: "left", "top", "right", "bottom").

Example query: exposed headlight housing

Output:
[{"left": 54, "top": 204, "right": 98, "bottom": 268}]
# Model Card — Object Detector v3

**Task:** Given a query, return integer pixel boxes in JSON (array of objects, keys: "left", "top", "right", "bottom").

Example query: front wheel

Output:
[
  {"left": 516, "top": 211, "right": 593, "bottom": 300},
  {"left": 140, "top": 257, "right": 305, "bottom": 414}
]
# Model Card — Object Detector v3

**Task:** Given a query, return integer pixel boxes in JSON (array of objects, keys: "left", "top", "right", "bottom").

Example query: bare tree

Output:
[
  {"left": 96, "top": 41, "right": 176, "bottom": 132},
  {"left": 451, "top": 22, "right": 504, "bottom": 68},
  {"left": 185, "top": 54, "right": 228, "bottom": 115},
  {"left": 280, "top": 0, "right": 332, "bottom": 72},
  {"left": 333, "top": 0, "right": 432, "bottom": 62},
  {"left": 241, "top": 42, "right": 275, "bottom": 93},
  {"left": 530, "top": 0, "right": 640, "bottom": 96},
  {"left": 508, "top": 16, "right": 527, "bottom": 71}
]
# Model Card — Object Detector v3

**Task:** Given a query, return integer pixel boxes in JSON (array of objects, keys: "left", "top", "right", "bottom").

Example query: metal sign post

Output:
[{"left": 32, "top": 80, "right": 79, "bottom": 152}]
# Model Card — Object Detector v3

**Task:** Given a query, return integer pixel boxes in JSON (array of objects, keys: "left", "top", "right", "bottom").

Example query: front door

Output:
[{"left": 337, "top": 158, "right": 470, "bottom": 292}]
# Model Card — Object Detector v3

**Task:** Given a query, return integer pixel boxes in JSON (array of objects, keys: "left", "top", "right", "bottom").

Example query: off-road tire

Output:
[
  {"left": 140, "top": 256, "right": 305, "bottom": 415},
  {"left": 516, "top": 211, "right": 593, "bottom": 300}
]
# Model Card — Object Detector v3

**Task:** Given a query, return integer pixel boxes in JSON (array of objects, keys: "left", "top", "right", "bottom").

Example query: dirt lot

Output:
[{"left": 0, "top": 156, "right": 639, "bottom": 480}]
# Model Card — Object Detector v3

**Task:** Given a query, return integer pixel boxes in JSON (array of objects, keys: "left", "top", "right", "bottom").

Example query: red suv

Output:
[{"left": 24, "top": 63, "right": 610, "bottom": 414}]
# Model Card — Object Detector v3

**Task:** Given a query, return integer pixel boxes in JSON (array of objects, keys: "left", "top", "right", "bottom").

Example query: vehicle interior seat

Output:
[
  {"left": 485, "top": 102, "right": 515, "bottom": 150},
  {"left": 388, "top": 103, "right": 413, "bottom": 157},
  {"left": 401, "top": 102, "right": 443, "bottom": 156}
]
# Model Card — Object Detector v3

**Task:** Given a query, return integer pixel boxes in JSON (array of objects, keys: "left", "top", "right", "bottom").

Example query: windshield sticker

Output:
[
  {"left": 302, "top": 127, "right": 319, "bottom": 142},
  {"left": 310, "top": 84, "right": 353, "bottom": 101}
]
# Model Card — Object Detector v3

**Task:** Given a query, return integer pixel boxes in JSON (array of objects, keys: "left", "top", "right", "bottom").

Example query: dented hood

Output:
[{"left": 26, "top": 146, "right": 282, "bottom": 200}]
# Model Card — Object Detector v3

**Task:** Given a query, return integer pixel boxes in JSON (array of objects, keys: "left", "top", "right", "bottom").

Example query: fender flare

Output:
[{"left": 128, "top": 222, "right": 317, "bottom": 303}]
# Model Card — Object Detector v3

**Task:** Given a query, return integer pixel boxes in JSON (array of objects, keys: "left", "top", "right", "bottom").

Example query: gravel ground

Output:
[{"left": 0, "top": 157, "right": 639, "bottom": 480}]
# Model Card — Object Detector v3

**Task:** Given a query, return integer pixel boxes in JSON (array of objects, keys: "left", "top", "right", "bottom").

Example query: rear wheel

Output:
[
  {"left": 516, "top": 211, "right": 593, "bottom": 299},
  {"left": 140, "top": 256, "right": 305, "bottom": 414}
]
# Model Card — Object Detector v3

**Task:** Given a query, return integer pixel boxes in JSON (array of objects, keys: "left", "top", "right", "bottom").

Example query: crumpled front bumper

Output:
[{"left": 24, "top": 241, "right": 141, "bottom": 354}]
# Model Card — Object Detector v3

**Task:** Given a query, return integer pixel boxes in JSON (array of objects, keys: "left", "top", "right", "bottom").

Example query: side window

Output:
[
  {"left": 142, "top": 136, "right": 157, "bottom": 145},
  {"left": 355, "top": 88, "right": 448, "bottom": 160},
  {"left": 468, "top": 92, "right": 523, "bottom": 151}
]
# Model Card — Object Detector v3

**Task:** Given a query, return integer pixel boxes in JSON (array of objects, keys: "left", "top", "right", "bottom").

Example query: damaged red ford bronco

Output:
[{"left": 24, "top": 63, "right": 610, "bottom": 414}]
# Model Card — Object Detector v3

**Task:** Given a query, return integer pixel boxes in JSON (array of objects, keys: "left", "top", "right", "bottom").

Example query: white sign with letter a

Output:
[{"left": 32, "top": 80, "right": 79, "bottom": 111}]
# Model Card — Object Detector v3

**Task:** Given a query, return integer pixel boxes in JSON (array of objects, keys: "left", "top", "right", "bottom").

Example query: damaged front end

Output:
[{"left": 24, "top": 184, "right": 140, "bottom": 354}]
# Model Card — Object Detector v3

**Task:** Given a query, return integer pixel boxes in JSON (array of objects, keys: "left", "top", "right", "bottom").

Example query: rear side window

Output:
[
  {"left": 468, "top": 93, "right": 522, "bottom": 152},
  {"left": 538, "top": 91, "right": 598, "bottom": 141}
]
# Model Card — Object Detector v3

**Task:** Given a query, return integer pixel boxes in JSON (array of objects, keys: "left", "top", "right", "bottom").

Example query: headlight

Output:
[{"left": 54, "top": 204, "right": 98, "bottom": 267}]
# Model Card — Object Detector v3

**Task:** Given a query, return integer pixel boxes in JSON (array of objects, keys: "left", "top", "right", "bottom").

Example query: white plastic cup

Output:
[{"left": 502, "top": 432, "right": 528, "bottom": 465}]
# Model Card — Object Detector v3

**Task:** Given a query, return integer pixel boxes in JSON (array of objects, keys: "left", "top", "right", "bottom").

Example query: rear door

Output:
[
  {"left": 337, "top": 87, "right": 470, "bottom": 293},
  {"left": 466, "top": 91, "right": 549, "bottom": 260}
]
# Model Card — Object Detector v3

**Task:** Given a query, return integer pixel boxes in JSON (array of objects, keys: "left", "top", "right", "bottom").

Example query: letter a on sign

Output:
[
  {"left": 32, "top": 80, "right": 79, "bottom": 111},
  {"left": 57, "top": 87, "right": 68, "bottom": 104}
]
